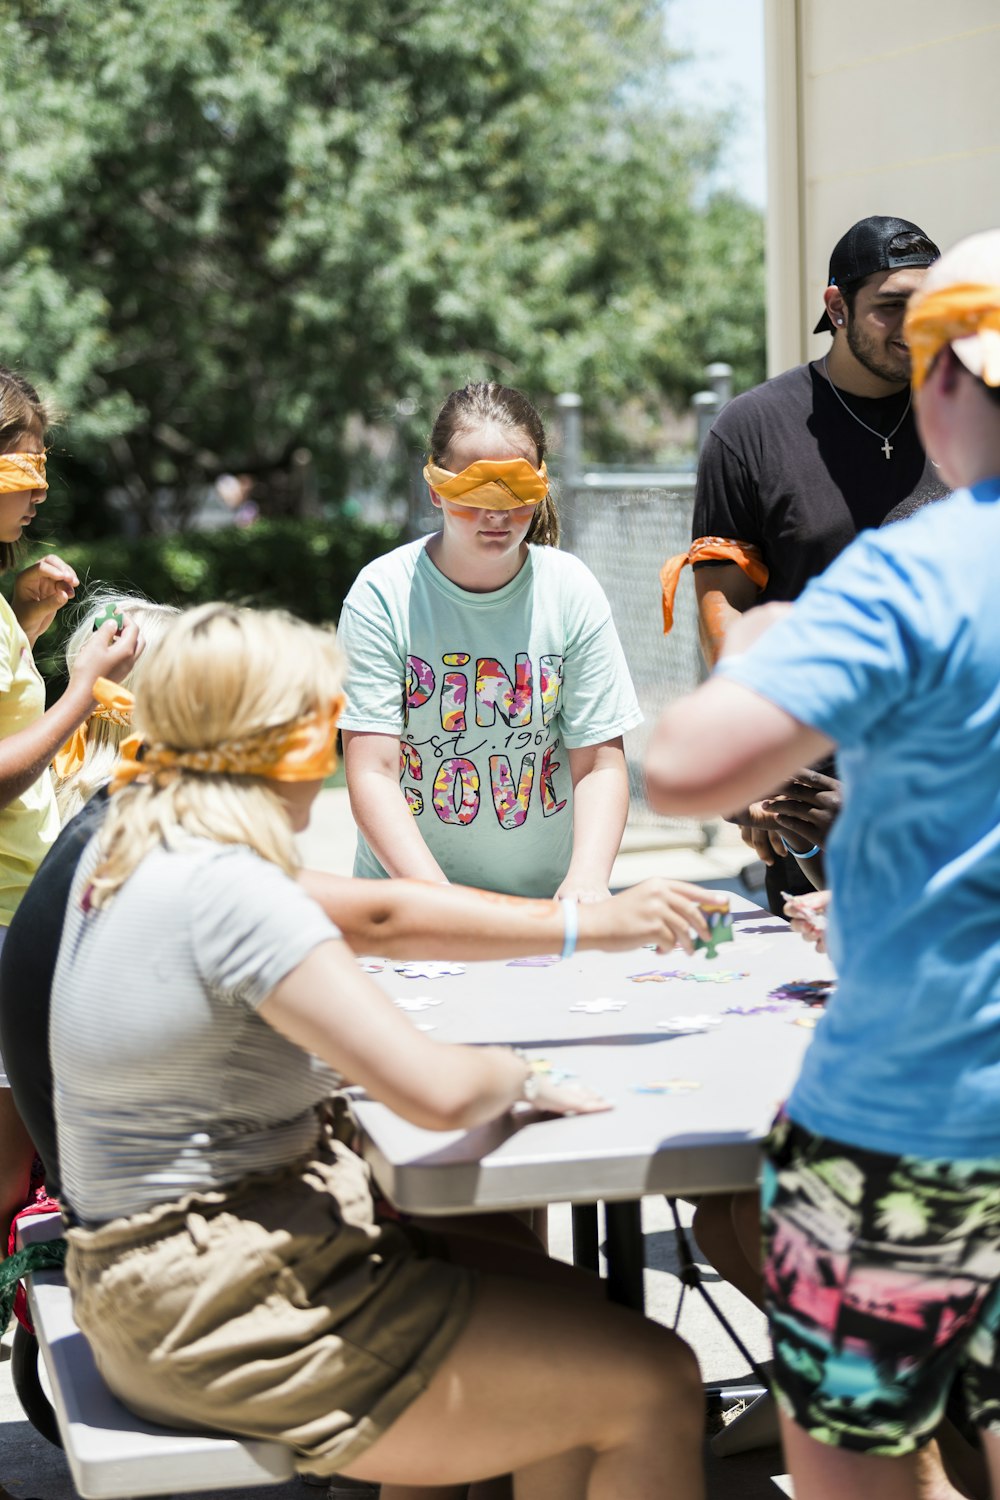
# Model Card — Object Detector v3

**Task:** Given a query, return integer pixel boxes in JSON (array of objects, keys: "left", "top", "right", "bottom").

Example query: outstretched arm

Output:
[
  {"left": 298, "top": 869, "right": 712, "bottom": 958},
  {"left": 645, "top": 676, "right": 832, "bottom": 821},
  {"left": 259, "top": 939, "right": 609, "bottom": 1131},
  {"left": 0, "top": 620, "right": 142, "bottom": 811}
]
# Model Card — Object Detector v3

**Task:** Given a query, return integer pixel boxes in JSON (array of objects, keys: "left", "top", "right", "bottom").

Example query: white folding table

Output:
[{"left": 350, "top": 894, "right": 833, "bottom": 1310}]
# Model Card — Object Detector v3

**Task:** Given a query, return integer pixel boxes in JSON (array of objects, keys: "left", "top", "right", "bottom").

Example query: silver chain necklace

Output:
[{"left": 821, "top": 357, "right": 912, "bottom": 460}]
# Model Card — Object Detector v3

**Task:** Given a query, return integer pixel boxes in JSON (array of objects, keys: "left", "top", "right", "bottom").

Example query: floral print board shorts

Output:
[{"left": 762, "top": 1112, "right": 1000, "bottom": 1456}]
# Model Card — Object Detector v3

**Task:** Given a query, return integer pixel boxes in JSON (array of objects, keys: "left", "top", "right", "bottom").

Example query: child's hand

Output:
[
  {"left": 581, "top": 878, "right": 711, "bottom": 955},
  {"left": 11, "top": 553, "right": 79, "bottom": 639},
  {"left": 69, "top": 617, "right": 143, "bottom": 698},
  {"left": 525, "top": 1076, "right": 612, "bottom": 1116},
  {"left": 782, "top": 889, "right": 830, "bottom": 953}
]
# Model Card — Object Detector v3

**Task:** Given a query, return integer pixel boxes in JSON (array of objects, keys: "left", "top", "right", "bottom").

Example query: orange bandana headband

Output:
[
  {"left": 111, "top": 694, "right": 345, "bottom": 794},
  {"left": 905, "top": 283, "right": 1000, "bottom": 391},
  {"left": 423, "top": 458, "right": 548, "bottom": 510},
  {"left": 53, "top": 678, "right": 136, "bottom": 780},
  {"left": 0, "top": 451, "right": 47, "bottom": 494}
]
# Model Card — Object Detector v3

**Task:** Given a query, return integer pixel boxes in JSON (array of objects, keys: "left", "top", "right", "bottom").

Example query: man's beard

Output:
[{"left": 846, "top": 320, "right": 912, "bottom": 386}]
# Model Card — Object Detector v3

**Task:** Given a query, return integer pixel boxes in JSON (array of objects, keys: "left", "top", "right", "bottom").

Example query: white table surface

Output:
[{"left": 349, "top": 894, "right": 834, "bottom": 1216}]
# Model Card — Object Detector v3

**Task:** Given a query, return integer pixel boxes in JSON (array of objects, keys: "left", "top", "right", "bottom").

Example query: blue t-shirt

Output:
[{"left": 717, "top": 478, "right": 1000, "bottom": 1160}]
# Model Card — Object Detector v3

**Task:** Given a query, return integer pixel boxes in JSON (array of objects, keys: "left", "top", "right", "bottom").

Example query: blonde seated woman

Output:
[
  {"left": 47, "top": 603, "right": 706, "bottom": 1500},
  {"left": 3, "top": 588, "right": 711, "bottom": 1212}
]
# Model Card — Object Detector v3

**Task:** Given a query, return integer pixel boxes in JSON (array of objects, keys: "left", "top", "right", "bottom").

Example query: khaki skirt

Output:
[{"left": 65, "top": 1128, "right": 476, "bottom": 1475}]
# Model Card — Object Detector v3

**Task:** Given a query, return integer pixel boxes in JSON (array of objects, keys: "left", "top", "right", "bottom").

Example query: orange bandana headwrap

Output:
[
  {"left": 54, "top": 678, "right": 136, "bottom": 780},
  {"left": 423, "top": 458, "right": 548, "bottom": 510},
  {"left": 111, "top": 695, "right": 345, "bottom": 794},
  {"left": 905, "top": 283, "right": 1000, "bottom": 391},
  {"left": 0, "top": 451, "right": 47, "bottom": 494}
]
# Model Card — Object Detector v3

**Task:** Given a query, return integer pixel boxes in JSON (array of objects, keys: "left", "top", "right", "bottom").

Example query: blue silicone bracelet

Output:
[
  {"left": 560, "top": 897, "right": 579, "bottom": 961},
  {"left": 780, "top": 836, "right": 821, "bottom": 860}
]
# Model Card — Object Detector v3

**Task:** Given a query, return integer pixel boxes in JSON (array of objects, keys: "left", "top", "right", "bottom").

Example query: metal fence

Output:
[
  {"left": 559, "top": 472, "right": 707, "bottom": 843},
  {"left": 553, "top": 373, "right": 732, "bottom": 846}
]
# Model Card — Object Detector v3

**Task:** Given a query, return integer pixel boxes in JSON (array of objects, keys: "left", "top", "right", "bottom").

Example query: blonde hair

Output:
[
  {"left": 55, "top": 592, "right": 181, "bottom": 822},
  {"left": 429, "top": 381, "right": 560, "bottom": 548},
  {"left": 91, "top": 603, "right": 344, "bottom": 906}
]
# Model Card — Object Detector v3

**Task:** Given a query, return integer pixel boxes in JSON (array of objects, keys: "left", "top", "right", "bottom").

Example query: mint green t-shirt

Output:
[{"left": 338, "top": 540, "right": 642, "bottom": 897}]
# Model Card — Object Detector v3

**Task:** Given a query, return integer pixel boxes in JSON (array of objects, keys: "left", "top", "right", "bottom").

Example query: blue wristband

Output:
[
  {"left": 560, "top": 897, "right": 578, "bottom": 961},
  {"left": 780, "top": 836, "right": 821, "bottom": 860}
]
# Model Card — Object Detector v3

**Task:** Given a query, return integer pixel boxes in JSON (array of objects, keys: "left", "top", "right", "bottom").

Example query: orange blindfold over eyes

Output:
[
  {"left": 905, "top": 283, "right": 1000, "bottom": 391},
  {"left": 0, "top": 451, "right": 47, "bottom": 494},
  {"left": 423, "top": 458, "right": 549, "bottom": 511}
]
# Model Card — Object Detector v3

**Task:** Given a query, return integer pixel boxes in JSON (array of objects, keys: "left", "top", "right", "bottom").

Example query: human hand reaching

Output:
[
  {"left": 68, "top": 617, "right": 143, "bottom": 701},
  {"left": 782, "top": 889, "right": 831, "bottom": 953},
  {"left": 522, "top": 1072, "right": 612, "bottom": 1116},
  {"left": 580, "top": 878, "right": 712, "bottom": 955}
]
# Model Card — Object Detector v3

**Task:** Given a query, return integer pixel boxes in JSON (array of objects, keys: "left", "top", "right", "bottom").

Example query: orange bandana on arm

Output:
[
  {"left": 659, "top": 537, "right": 769, "bottom": 634},
  {"left": 423, "top": 458, "right": 549, "bottom": 510},
  {"left": 111, "top": 694, "right": 346, "bottom": 793},
  {"left": 53, "top": 678, "right": 136, "bottom": 779},
  {"left": 905, "top": 283, "right": 1000, "bottom": 391},
  {"left": 0, "top": 452, "right": 47, "bottom": 493}
]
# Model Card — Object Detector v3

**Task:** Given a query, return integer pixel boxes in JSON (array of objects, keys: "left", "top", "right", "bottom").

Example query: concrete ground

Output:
[{"left": 0, "top": 794, "right": 793, "bottom": 1498}]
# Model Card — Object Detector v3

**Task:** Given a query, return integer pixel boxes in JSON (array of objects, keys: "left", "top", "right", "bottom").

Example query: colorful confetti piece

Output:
[
  {"left": 628, "top": 969, "right": 747, "bottom": 985},
  {"left": 768, "top": 979, "right": 836, "bottom": 1005},
  {"left": 506, "top": 955, "right": 561, "bottom": 967},
  {"left": 358, "top": 958, "right": 387, "bottom": 973}
]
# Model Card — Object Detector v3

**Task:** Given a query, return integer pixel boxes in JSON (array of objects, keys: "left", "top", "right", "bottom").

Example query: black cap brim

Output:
[{"left": 814, "top": 309, "right": 835, "bottom": 335}]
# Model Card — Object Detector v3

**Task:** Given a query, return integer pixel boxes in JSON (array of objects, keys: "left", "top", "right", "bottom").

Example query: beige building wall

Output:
[{"left": 764, "top": 0, "right": 1000, "bottom": 376}]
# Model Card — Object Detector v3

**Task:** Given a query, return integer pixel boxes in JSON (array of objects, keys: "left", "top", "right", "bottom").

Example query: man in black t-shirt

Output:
[{"left": 692, "top": 215, "right": 947, "bottom": 909}]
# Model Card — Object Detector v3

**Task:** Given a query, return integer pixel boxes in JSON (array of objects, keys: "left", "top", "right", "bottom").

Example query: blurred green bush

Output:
[{"left": 26, "top": 516, "right": 402, "bottom": 690}]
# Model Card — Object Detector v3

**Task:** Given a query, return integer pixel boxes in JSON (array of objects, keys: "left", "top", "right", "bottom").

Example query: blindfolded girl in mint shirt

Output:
[{"left": 340, "top": 382, "right": 675, "bottom": 905}]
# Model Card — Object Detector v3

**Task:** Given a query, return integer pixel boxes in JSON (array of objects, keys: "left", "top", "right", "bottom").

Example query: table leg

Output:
[
  {"left": 604, "top": 1200, "right": 645, "bottom": 1311},
  {"left": 571, "top": 1203, "right": 600, "bottom": 1272}
]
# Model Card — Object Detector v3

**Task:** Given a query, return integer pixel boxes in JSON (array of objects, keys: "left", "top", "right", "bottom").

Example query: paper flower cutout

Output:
[{"left": 395, "top": 961, "right": 466, "bottom": 979}]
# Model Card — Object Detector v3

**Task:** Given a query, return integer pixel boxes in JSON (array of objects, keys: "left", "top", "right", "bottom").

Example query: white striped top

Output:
[{"left": 51, "top": 837, "right": 341, "bottom": 1223}]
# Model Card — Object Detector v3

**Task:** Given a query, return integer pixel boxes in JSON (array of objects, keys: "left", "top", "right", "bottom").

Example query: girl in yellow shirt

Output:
[{"left": 0, "top": 367, "right": 141, "bottom": 1252}]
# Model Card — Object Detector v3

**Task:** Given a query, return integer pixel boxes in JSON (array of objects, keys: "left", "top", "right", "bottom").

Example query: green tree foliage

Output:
[{"left": 0, "top": 0, "right": 764, "bottom": 531}]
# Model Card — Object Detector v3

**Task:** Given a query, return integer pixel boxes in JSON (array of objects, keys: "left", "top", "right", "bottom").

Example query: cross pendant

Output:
[{"left": 882, "top": 437, "right": 893, "bottom": 459}]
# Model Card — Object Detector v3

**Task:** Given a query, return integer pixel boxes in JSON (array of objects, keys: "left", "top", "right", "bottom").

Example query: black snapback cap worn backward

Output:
[{"left": 813, "top": 215, "right": 937, "bottom": 334}]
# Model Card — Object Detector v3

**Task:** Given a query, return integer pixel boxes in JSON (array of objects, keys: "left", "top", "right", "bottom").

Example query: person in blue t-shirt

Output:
[{"left": 645, "top": 229, "right": 1000, "bottom": 1500}]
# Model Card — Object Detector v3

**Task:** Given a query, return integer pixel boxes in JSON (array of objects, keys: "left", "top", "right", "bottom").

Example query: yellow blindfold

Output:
[
  {"left": 111, "top": 694, "right": 345, "bottom": 793},
  {"left": 0, "top": 451, "right": 47, "bottom": 494},
  {"left": 423, "top": 458, "right": 548, "bottom": 510},
  {"left": 906, "top": 283, "right": 1000, "bottom": 391}
]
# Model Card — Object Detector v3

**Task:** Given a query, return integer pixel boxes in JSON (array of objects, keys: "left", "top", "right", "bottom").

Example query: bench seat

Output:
[{"left": 16, "top": 1211, "right": 295, "bottom": 1499}]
